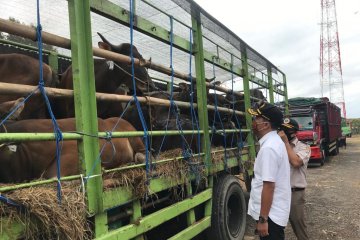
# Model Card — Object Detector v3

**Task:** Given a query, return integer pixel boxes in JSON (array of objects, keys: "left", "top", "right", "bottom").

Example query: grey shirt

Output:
[{"left": 290, "top": 137, "right": 311, "bottom": 188}]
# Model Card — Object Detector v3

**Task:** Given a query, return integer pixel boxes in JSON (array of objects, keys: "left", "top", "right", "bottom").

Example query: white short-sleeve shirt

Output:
[{"left": 248, "top": 131, "right": 291, "bottom": 227}]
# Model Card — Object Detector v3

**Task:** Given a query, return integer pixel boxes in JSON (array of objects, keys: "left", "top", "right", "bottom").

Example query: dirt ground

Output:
[{"left": 244, "top": 135, "right": 360, "bottom": 240}]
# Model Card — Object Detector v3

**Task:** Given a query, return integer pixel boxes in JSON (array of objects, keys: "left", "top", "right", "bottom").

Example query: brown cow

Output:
[
  {"left": 55, "top": 33, "right": 156, "bottom": 118},
  {"left": 0, "top": 53, "right": 57, "bottom": 119},
  {"left": 0, "top": 117, "right": 148, "bottom": 183}
]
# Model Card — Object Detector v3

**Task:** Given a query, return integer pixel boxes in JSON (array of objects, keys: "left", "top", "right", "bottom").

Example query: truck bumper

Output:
[{"left": 310, "top": 145, "right": 323, "bottom": 163}]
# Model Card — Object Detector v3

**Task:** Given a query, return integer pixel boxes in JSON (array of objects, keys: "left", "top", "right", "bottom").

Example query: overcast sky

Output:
[{"left": 194, "top": 0, "right": 360, "bottom": 118}]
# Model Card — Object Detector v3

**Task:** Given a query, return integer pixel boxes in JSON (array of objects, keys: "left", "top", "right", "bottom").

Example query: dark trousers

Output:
[{"left": 259, "top": 217, "right": 285, "bottom": 240}]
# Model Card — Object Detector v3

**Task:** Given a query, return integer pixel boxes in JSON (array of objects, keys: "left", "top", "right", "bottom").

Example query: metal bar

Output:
[
  {"left": 192, "top": 12, "right": 214, "bottom": 226},
  {"left": 241, "top": 47, "right": 256, "bottom": 176},
  {"left": 168, "top": 216, "right": 211, "bottom": 240},
  {"left": 48, "top": 52, "right": 59, "bottom": 77},
  {"left": 267, "top": 67, "right": 274, "bottom": 103},
  {"left": 131, "top": 200, "right": 144, "bottom": 240},
  {"left": 97, "top": 189, "right": 212, "bottom": 240},
  {"left": 185, "top": 183, "right": 196, "bottom": 226},
  {"left": 0, "top": 39, "right": 71, "bottom": 60},
  {"left": 68, "top": 2, "right": 105, "bottom": 237},
  {"left": 283, "top": 73, "right": 289, "bottom": 116},
  {"left": 0, "top": 174, "right": 85, "bottom": 192},
  {"left": 192, "top": 14, "right": 211, "bottom": 174},
  {"left": 0, "top": 129, "right": 249, "bottom": 142}
]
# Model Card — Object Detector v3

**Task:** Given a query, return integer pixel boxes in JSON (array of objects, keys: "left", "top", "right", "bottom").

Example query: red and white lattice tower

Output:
[{"left": 320, "top": 0, "right": 346, "bottom": 118}]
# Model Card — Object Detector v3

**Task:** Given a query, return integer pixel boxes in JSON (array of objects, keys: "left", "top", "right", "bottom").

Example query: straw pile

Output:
[
  {"left": 103, "top": 148, "right": 203, "bottom": 198},
  {"left": 0, "top": 182, "right": 91, "bottom": 240}
]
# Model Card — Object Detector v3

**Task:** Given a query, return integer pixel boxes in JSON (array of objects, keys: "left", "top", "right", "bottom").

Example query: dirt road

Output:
[{"left": 244, "top": 135, "right": 360, "bottom": 240}]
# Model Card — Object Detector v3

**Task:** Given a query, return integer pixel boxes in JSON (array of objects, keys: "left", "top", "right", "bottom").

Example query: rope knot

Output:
[
  {"left": 38, "top": 80, "right": 45, "bottom": 88},
  {"left": 182, "top": 148, "right": 192, "bottom": 160},
  {"left": 35, "top": 24, "right": 43, "bottom": 41},
  {"left": 105, "top": 131, "right": 113, "bottom": 141}
]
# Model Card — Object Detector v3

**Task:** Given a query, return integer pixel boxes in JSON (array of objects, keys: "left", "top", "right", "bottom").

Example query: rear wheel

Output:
[{"left": 207, "top": 174, "right": 246, "bottom": 240}]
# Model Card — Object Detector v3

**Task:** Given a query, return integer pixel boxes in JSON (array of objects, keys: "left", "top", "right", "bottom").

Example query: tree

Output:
[{"left": 0, "top": 17, "right": 57, "bottom": 52}]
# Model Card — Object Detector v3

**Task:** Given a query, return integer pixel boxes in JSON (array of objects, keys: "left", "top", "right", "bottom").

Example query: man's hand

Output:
[
  {"left": 256, "top": 222, "right": 269, "bottom": 237},
  {"left": 278, "top": 130, "right": 289, "bottom": 144}
]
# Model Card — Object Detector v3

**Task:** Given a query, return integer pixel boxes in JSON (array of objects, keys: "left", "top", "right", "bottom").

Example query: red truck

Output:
[{"left": 287, "top": 97, "right": 342, "bottom": 165}]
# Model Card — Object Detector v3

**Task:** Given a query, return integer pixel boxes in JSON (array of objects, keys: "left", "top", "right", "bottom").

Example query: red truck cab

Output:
[{"left": 287, "top": 97, "right": 342, "bottom": 166}]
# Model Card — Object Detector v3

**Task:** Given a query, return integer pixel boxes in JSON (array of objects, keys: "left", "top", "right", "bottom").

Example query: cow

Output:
[
  {"left": 121, "top": 88, "right": 199, "bottom": 154},
  {"left": 0, "top": 117, "right": 148, "bottom": 183},
  {"left": 55, "top": 33, "right": 156, "bottom": 119},
  {"left": 0, "top": 98, "right": 25, "bottom": 120},
  {"left": 0, "top": 53, "right": 57, "bottom": 119}
]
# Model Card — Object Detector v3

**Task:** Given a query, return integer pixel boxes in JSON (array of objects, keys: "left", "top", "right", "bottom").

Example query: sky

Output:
[{"left": 194, "top": 0, "right": 360, "bottom": 118}]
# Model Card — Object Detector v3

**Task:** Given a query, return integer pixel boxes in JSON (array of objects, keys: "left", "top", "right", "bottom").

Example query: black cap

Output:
[
  {"left": 281, "top": 118, "right": 299, "bottom": 131},
  {"left": 247, "top": 101, "right": 283, "bottom": 127}
]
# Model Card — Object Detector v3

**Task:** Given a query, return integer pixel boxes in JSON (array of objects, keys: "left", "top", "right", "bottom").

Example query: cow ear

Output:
[{"left": 98, "top": 42, "right": 112, "bottom": 51}]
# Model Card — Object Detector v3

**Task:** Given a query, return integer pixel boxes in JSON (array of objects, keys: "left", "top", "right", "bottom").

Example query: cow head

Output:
[{"left": 97, "top": 32, "right": 156, "bottom": 94}]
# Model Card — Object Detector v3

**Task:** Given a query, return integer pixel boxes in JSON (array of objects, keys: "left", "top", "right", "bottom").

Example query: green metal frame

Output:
[{"left": 0, "top": 1, "right": 288, "bottom": 239}]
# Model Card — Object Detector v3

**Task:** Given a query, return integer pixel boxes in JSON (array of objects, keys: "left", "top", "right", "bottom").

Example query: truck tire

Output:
[{"left": 207, "top": 174, "right": 246, "bottom": 240}]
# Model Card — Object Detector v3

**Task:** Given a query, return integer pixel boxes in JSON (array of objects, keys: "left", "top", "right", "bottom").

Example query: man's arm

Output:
[
  {"left": 284, "top": 142, "right": 303, "bottom": 168},
  {"left": 278, "top": 130, "right": 303, "bottom": 168},
  {"left": 257, "top": 181, "right": 275, "bottom": 237}
]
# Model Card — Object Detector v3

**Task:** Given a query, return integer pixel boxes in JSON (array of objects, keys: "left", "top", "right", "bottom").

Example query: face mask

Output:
[{"left": 252, "top": 121, "right": 268, "bottom": 132}]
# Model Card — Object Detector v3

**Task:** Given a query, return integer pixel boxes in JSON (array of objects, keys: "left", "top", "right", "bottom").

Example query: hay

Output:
[
  {"left": 0, "top": 148, "right": 209, "bottom": 239},
  {"left": 103, "top": 148, "right": 206, "bottom": 198},
  {"left": 0, "top": 182, "right": 91, "bottom": 240},
  {"left": 211, "top": 147, "right": 239, "bottom": 165}
]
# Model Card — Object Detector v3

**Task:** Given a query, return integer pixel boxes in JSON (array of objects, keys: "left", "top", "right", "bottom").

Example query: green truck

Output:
[{"left": 0, "top": 1, "right": 288, "bottom": 239}]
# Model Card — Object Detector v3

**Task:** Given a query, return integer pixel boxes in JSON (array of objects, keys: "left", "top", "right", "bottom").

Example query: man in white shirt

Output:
[
  {"left": 279, "top": 118, "right": 311, "bottom": 240},
  {"left": 247, "top": 101, "right": 291, "bottom": 240}
]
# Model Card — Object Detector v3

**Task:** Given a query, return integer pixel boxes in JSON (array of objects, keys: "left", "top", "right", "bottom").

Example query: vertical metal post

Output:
[
  {"left": 68, "top": 0, "right": 107, "bottom": 237},
  {"left": 283, "top": 73, "right": 289, "bottom": 116},
  {"left": 186, "top": 183, "right": 196, "bottom": 225},
  {"left": 191, "top": 16, "right": 210, "bottom": 173},
  {"left": 267, "top": 66, "right": 274, "bottom": 104},
  {"left": 131, "top": 200, "right": 144, "bottom": 240},
  {"left": 48, "top": 51, "right": 58, "bottom": 77},
  {"left": 241, "top": 49, "right": 256, "bottom": 172},
  {"left": 191, "top": 13, "right": 212, "bottom": 218}
]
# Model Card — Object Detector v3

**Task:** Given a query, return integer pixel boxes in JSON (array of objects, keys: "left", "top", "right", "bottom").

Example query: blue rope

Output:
[
  {"left": 0, "top": 195, "right": 21, "bottom": 208},
  {"left": 0, "top": 89, "right": 37, "bottom": 126},
  {"left": 188, "top": 28, "right": 201, "bottom": 156},
  {"left": 209, "top": 59, "right": 227, "bottom": 165},
  {"left": 129, "top": 0, "right": 150, "bottom": 183},
  {"left": 36, "top": 0, "right": 63, "bottom": 203},
  {"left": 156, "top": 16, "right": 193, "bottom": 156},
  {"left": 229, "top": 63, "right": 243, "bottom": 159}
]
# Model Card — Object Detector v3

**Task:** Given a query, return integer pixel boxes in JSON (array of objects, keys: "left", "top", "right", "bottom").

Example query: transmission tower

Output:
[{"left": 320, "top": 0, "right": 346, "bottom": 118}]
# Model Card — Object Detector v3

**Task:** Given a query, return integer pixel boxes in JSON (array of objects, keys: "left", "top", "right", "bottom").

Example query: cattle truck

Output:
[
  {"left": 0, "top": 0, "right": 288, "bottom": 239},
  {"left": 287, "top": 97, "right": 342, "bottom": 165}
]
